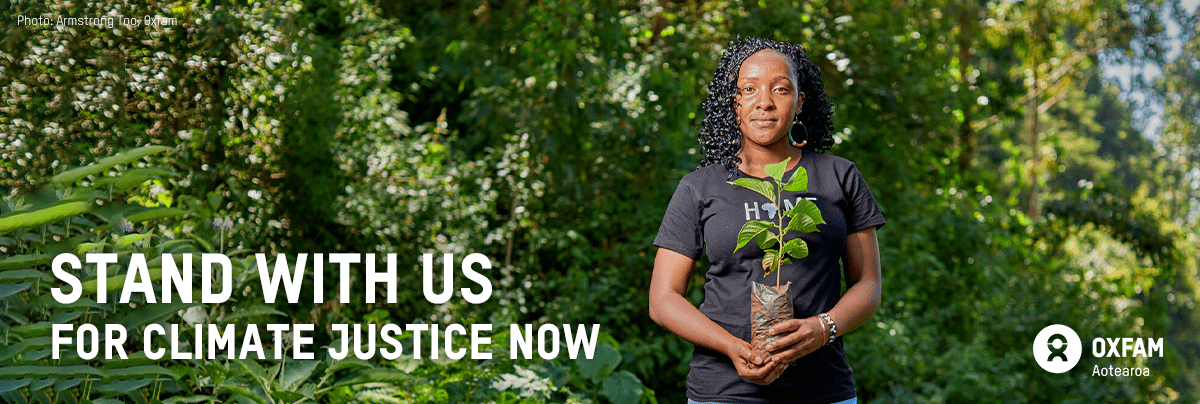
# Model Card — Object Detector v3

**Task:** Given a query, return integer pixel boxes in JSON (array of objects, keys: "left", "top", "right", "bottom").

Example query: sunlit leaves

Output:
[
  {"left": 728, "top": 178, "right": 775, "bottom": 202},
  {"left": 731, "top": 157, "right": 822, "bottom": 278},
  {"left": 782, "top": 166, "right": 809, "bottom": 192},
  {"left": 736, "top": 220, "right": 773, "bottom": 252},
  {"left": 764, "top": 158, "right": 789, "bottom": 181}
]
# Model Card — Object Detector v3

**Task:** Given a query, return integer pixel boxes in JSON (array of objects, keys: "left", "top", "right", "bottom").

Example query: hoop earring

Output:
[{"left": 789, "top": 116, "right": 809, "bottom": 148}]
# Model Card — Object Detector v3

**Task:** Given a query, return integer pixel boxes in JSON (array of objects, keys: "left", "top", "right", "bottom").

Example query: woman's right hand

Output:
[{"left": 725, "top": 338, "right": 784, "bottom": 384}]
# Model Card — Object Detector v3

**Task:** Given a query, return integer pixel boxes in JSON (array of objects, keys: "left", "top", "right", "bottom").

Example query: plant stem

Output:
[{"left": 776, "top": 178, "right": 783, "bottom": 289}]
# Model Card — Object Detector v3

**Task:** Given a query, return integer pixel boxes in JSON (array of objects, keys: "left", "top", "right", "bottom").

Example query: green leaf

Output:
[
  {"left": 0, "top": 269, "right": 52, "bottom": 283},
  {"left": 125, "top": 208, "right": 187, "bottom": 223},
  {"left": 107, "top": 302, "right": 198, "bottom": 331},
  {"left": 0, "top": 365, "right": 105, "bottom": 380},
  {"left": 91, "top": 397, "right": 128, "bottom": 404},
  {"left": 601, "top": 370, "right": 644, "bottom": 404},
  {"left": 762, "top": 249, "right": 780, "bottom": 275},
  {"left": 0, "top": 391, "right": 26, "bottom": 404},
  {"left": 727, "top": 178, "right": 775, "bottom": 202},
  {"left": 234, "top": 358, "right": 269, "bottom": 382},
  {"left": 0, "top": 380, "right": 30, "bottom": 394},
  {"left": 117, "top": 233, "right": 153, "bottom": 248},
  {"left": 783, "top": 238, "right": 810, "bottom": 260},
  {"left": 577, "top": 341, "right": 621, "bottom": 382},
  {"left": 754, "top": 229, "right": 778, "bottom": 250},
  {"left": 217, "top": 383, "right": 269, "bottom": 404},
  {"left": 0, "top": 201, "right": 92, "bottom": 233},
  {"left": 93, "top": 174, "right": 151, "bottom": 194},
  {"left": 734, "top": 221, "right": 773, "bottom": 252},
  {"left": 54, "top": 378, "right": 84, "bottom": 390},
  {"left": 162, "top": 396, "right": 215, "bottom": 404},
  {"left": 82, "top": 270, "right": 162, "bottom": 296},
  {"left": 28, "top": 378, "right": 55, "bottom": 391},
  {"left": 100, "top": 365, "right": 178, "bottom": 380},
  {"left": 764, "top": 157, "right": 791, "bottom": 181},
  {"left": 330, "top": 368, "right": 411, "bottom": 389},
  {"left": 784, "top": 199, "right": 825, "bottom": 233},
  {"left": 76, "top": 242, "right": 107, "bottom": 254},
  {"left": 0, "top": 283, "right": 32, "bottom": 299},
  {"left": 49, "top": 146, "right": 170, "bottom": 186},
  {"left": 94, "top": 379, "right": 153, "bottom": 394},
  {"left": 324, "top": 357, "right": 373, "bottom": 376},
  {"left": 786, "top": 213, "right": 816, "bottom": 234},
  {"left": 782, "top": 166, "right": 809, "bottom": 192},
  {"left": 280, "top": 359, "right": 320, "bottom": 390},
  {"left": 0, "top": 254, "right": 52, "bottom": 270}
]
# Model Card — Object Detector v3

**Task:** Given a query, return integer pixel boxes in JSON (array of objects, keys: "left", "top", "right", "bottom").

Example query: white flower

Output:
[{"left": 492, "top": 366, "right": 554, "bottom": 397}]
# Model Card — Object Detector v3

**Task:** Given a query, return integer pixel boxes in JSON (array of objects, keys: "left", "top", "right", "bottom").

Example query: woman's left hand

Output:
[{"left": 764, "top": 317, "right": 826, "bottom": 365}]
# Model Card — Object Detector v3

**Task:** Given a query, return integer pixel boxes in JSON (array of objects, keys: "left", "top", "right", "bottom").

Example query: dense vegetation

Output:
[{"left": 2, "top": 0, "right": 1198, "bottom": 403}]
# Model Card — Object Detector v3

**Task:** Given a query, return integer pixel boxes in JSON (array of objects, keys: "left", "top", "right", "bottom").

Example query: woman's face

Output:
[{"left": 734, "top": 50, "right": 803, "bottom": 148}]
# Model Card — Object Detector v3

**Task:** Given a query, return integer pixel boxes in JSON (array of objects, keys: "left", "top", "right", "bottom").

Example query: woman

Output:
[{"left": 649, "top": 36, "right": 884, "bottom": 404}]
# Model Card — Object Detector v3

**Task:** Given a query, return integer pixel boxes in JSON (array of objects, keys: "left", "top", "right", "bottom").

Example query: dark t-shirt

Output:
[{"left": 654, "top": 152, "right": 886, "bottom": 404}]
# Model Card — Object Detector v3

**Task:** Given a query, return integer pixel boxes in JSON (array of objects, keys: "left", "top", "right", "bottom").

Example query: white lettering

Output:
[
  {"left": 511, "top": 324, "right": 534, "bottom": 359},
  {"left": 744, "top": 202, "right": 760, "bottom": 221},
  {"left": 51, "top": 254, "right": 82, "bottom": 304},
  {"left": 564, "top": 324, "right": 600, "bottom": 359},
  {"left": 119, "top": 254, "right": 155, "bottom": 303},
  {"left": 161, "top": 254, "right": 193, "bottom": 303},
  {"left": 423, "top": 253, "right": 454, "bottom": 304},
  {"left": 257, "top": 253, "right": 306, "bottom": 304},
  {"left": 365, "top": 254, "right": 395, "bottom": 304},
  {"left": 461, "top": 253, "right": 492, "bottom": 304},
  {"left": 1148, "top": 338, "right": 1163, "bottom": 357}
]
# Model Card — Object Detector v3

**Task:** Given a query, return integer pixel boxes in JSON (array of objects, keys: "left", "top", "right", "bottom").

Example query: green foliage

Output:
[
  {"left": 729, "top": 158, "right": 825, "bottom": 280},
  {"left": 0, "top": 147, "right": 438, "bottom": 403},
  {"left": 2, "top": 0, "right": 1198, "bottom": 402}
]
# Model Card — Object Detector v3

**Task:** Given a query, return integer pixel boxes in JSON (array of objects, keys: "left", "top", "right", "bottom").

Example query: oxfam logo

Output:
[{"left": 1033, "top": 324, "right": 1082, "bottom": 373}]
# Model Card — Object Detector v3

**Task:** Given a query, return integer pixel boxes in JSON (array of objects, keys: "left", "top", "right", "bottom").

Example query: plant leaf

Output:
[
  {"left": 107, "top": 302, "right": 198, "bottom": 331},
  {"left": 762, "top": 249, "right": 779, "bottom": 275},
  {"left": 786, "top": 213, "right": 816, "bottom": 234},
  {"left": 783, "top": 238, "right": 810, "bottom": 260},
  {"left": 755, "top": 230, "right": 778, "bottom": 250},
  {"left": 601, "top": 370, "right": 644, "bottom": 404},
  {"left": 324, "top": 357, "right": 373, "bottom": 376},
  {"left": 117, "top": 233, "right": 153, "bottom": 248},
  {"left": 125, "top": 208, "right": 187, "bottom": 223},
  {"left": 330, "top": 368, "right": 411, "bottom": 389},
  {"left": 216, "top": 383, "right": 269, "bottom": 404},
  {"left": 0, "top": 365, "right": 105, "bottom": 380},
  {"left": 0, "top": 201, "right": 92, "bottom": 233},
  {"left": 280, "top": 359, "right": 320, "bottom": 390},
  {"left": 0, "top": 283, "right": 32, "bottom": 299},
  {"left": 735, "top": 221, "right": 773, "bottom": 252},
  {"left": 764, "top": 157, "right": 791, "bottom": 181},
  {"left": 0, "top": 380, "right": 30, "bottom": 394},
  {"left": 782, "top": 166, "right": 809, "bottom": 192},
  {"left": 232, "top": 358, "right": 270, "bottom": 386},
  {"left": 100, "top": 365, "right": 178, "bottom": 380},
  {"left": 727, "top": 178, "right": 775, "bottom": 202},
  {"left": 577, "top": 342, "right": 621, "bottom": 382},
  {"left": 76, "top": 242, "right": 107, "bottom": 254},
  {"left": 49, "top": 145, "right": 170, "bottom": 186},
  {"left": 785, "top": 199, "right": 825, "bottom": 233},
  {"left": 0, "top": 254, "right": 53, "bottom": 270},
  {"left": 0, "top": 269, "right": 52, "bottom": 283}
]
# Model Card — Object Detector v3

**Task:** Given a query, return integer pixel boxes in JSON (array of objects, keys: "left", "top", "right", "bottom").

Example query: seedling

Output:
[{"left": 728, "top": 157, "right": 826, "bottom": 288}]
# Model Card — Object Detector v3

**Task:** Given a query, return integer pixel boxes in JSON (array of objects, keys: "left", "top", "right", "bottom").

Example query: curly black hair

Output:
[{"left": 698, "top": 36, "right": 835, "bottom": 176}]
